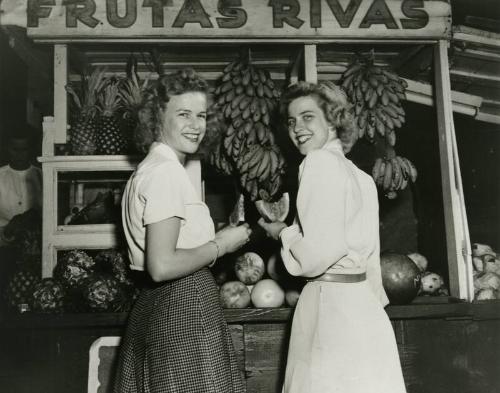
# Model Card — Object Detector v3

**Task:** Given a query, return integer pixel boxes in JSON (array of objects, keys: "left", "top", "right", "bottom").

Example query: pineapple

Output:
[
  {"left": 96, "top": 78, "right": 128, "bottom": 155},
  {"left": 66, "top": 68, "right": 106, "bottom": 155},
  {"left": 4, "top": 268, "right": 40, "bottom": 311},
  {"left": 118, "top": 55, "right": 148, "bottom": 154}
]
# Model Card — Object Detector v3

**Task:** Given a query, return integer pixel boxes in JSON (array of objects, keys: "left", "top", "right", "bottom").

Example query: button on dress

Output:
[{"left": 280, "top": 139, "right": 407, "bottom": 393}]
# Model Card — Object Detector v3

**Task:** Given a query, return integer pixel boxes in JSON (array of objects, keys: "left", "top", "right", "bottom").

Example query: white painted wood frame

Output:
[{"left": 433, "top": 40, "right": 474, "bottom": 301}]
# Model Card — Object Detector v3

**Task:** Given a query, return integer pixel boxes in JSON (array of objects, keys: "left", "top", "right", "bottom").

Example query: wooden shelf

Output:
[{"left": 1, "top": 301, "right": 499, "bottom": 329}]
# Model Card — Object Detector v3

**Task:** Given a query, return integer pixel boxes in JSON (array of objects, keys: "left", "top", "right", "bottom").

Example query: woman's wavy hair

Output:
[
  {"left": 279, "top": 81, "right": 358, "bottom": 153},
  {"left": 135, "top": 68, "right": 217, "bottom": 154}
]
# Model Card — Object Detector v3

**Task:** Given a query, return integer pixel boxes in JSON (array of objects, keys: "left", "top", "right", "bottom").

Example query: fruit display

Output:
[
  {"left": 66, "top": 67, "right": 107, "bottom": 155},
  {"left": 218, "top": 249, "right": 299, "bottom": 308},
  {"left": 380, "top": 251, "right": 421, "bottom": 305},
  {"left": 211, "top": 54, "right": 286, "bottom": 202},
  {"left": 471, "top": 242, "right": 500, "bottom": 300},
  {"left": 31, "top": 278, "right": 66, "bottom": 313},
  {"left": 339, "top": 53, "right": 417, "bottom": 199}
]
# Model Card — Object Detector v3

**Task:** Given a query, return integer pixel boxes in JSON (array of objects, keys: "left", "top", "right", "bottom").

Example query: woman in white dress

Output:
[{"left": 258, "top": 81, "right": 407, "bottom": 393}]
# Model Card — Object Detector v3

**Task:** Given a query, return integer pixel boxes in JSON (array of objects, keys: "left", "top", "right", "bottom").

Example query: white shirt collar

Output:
[
  {"left": 322, "top": 138, "right": 344, "bottom": 156},
  {"left": 150, "top": 142, "right": 181, "bottom": 163}
]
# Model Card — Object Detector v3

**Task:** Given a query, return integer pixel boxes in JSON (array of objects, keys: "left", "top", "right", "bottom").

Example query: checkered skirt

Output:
[{"left": 113, "top": 267, "right": 245, "bottom": 393}]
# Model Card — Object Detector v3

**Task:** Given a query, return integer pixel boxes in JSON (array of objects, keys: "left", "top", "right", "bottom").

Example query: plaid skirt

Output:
[{"left": 113, "top": 267, "right": 245, "bottom": 393}]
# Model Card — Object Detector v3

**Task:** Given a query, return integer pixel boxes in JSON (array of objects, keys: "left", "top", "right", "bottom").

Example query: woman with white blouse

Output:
[
  {"left": 259, "top": 81, "right": 407, "bottom": 393},
  {"left": 114, "top": 69, "right": 250, "bottom": 393}
]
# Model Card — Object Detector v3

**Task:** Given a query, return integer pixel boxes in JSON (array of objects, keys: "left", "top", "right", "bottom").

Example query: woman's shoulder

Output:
[{"left": 302, "top": 148, "right": 347, "bottom": 176}]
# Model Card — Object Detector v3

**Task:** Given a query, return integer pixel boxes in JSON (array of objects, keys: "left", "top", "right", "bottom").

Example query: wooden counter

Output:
[{"left": 1, "top": 300, "right": 499, "bottom": 393}]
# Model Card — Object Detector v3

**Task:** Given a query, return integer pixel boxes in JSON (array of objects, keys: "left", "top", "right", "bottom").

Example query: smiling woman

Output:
[{"left": 114, "top": 68, "right": 251, "bottom": 393}]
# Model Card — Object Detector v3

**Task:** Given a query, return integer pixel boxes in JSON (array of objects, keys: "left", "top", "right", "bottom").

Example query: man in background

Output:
[{"left": 0, "top": 132, "right": 42, "bottom": 246}]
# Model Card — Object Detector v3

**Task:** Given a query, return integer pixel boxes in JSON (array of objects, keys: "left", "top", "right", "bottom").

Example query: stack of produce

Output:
[
  {"left": 218, "top": 251, "right": 301, "bottom": 309},
  {"left": 339, "top": 54, "right": 417, "bottom": 199},
  {"left": 471, "top": 243, "right": 500, "bottom": 300},
  {"left": 44, "top": 248, "right": 138, "bottom": 312},
  {"left": 67, "top": 61, "right": 145, "bottom": 156},
  {"left": 210, "top": 56, "right": 286, "bottom": 202}
]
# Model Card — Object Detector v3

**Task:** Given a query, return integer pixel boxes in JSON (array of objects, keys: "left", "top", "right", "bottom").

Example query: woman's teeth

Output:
[
  {"left": 184, "top": 134, "right": 199, "bottom": 142},
  {"left": 297, "top": 135, "right": 311, "bottom": 144}
]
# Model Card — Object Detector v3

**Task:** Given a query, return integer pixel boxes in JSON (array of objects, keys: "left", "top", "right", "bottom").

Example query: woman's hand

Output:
[
  {"left": 215, "top": 223, "right": 252, "bottom": 255},
  {"left": 258, "top": 218, "right": 287, "bottom": 241}
]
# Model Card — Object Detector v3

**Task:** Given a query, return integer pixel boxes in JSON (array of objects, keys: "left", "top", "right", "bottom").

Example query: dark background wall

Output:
[{"left": 0, "top": 30, "right": 27, "bottom": 165}]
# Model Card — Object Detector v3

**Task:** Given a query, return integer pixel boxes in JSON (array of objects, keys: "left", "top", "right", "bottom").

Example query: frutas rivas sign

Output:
[{"left": 27, "top": 0, "right": 451, "bottom": 40}]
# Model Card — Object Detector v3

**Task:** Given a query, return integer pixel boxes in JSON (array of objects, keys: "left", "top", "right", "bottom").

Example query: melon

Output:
[
  {"left": 220, "top": 281, "right": 251, "bottom": 308},
  {"left": 251, "top": 279, "right": 285, "bottom": 308},
  {"left": 235, "top": 252, "right": 265, "bottom": 285},
  {"left": 255, "top": 192, "right": 290, "bottom": 222},
  {"left": 380, "top": 252, "right": 421, "bottom": 305}
]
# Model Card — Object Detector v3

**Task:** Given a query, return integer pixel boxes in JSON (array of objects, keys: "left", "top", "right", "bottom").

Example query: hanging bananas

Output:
[
  {"left": 340, "top": 56, "right": 407, "bottom": 145},
  {"left": 371, "top": 155, "right": 418, "bottom": 198},
  {"left": 211, "top": 57, "right": 286, "bottom": 202}
]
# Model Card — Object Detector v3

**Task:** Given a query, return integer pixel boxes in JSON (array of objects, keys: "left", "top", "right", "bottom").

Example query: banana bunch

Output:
[
  {"left": 340, "top": 57, "right": 407, "bottom": 145},
  {"left": 372, "top": 155, "right": 418, "bottom": 199},
  {"left": 209, "top": 143, "right": 233, "bottom": 177},
  {"left": 211, "top": 57, "right": 286, "bottom": 202},
  {"left": 236, "top": 143, "right": 284, "bottom": 202}
]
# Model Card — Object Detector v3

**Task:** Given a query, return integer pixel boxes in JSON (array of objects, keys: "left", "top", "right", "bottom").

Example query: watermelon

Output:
[
  {"left": 255, "top": 192, "right": 289, "bottom": 222},
  {"left": 380, "top": 252, "right": 421, "bottom": 305}
]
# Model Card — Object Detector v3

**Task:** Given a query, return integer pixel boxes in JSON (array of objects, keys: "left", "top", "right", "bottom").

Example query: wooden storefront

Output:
[{"left": 0, "top": 1, "right": 498, "bottom": 393}]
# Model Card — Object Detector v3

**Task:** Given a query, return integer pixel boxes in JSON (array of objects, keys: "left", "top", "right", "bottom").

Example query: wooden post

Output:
[
  {"left": 41, "top": 164, "right": 56, "bottom": 278},
  {"left": 54, "top": 44, "right": 68, "bottom": 144},
  {"left": 304, "top": 44, "right": 317, "bottom": 84},
  {"left": 433, "top": 40, "right": 474, "bottom": 301}
]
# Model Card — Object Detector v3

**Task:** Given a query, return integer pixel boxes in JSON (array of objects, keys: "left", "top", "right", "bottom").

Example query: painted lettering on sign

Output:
[{"left": 26, "top": 0, "right": 451, "bottom": 40}]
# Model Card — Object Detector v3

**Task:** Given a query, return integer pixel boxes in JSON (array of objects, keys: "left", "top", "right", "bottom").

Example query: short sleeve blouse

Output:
[{"left": 122, "top": 142, "right": 215, "bottom": 271}]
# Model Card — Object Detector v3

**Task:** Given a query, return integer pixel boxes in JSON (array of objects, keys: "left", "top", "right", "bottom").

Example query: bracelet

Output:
[{"left": 208, "top": 240, "right": 220, "bottom": 268}]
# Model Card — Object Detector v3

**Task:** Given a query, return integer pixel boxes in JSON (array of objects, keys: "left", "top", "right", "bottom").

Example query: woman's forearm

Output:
[{"left": 147, "top": 240, "right": 219, "bottom": 282}]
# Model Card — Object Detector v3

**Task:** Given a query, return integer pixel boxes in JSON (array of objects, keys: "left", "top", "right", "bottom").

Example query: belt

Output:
[{"left": 308, "top": 272, "right": 366, "bottom": 283}]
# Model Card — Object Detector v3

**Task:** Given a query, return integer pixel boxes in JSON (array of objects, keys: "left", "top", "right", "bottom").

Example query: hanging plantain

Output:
[
  {"left": 340, "top": 52, "right": 417, "bottom": 199},
  {"left": 340, "top": 54, "right": 407, "bottom": 146},
  {"left": 211, "top": 52, "right": 286, "bottom": 202}
]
